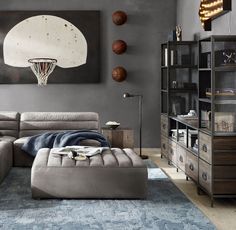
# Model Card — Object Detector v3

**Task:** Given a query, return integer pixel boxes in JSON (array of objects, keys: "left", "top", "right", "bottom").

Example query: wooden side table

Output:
[{"left": 102, "top": 128, "right": 134, "bottom": 148}]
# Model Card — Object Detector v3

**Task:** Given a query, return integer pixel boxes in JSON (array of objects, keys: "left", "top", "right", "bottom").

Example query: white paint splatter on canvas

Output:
[{"left": 3, "top": 15, "right": 87, "bottom": 68}]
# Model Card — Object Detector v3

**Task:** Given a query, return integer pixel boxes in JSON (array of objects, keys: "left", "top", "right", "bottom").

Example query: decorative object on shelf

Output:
[
  {"left": 164, "top": 48, "right": 168, "bottom": 66},
  {"left": 178, "top": 109, "right": 197, "bottom": 117},
  {"left": 112, "top": 66, "right": 127, "bottom": 82},
  {"left": 200, "top": 52, "right": 211, "bottom": 68},
  {"left": 193, "top": 139, "right": 199, "bottom": 153},
  {"left": 123, "top": 93, "right": 148, "bottom": 160},
  {"left": 201, "top": 110, "right": 211, "bottom": 128},
  {"left": 188, "top": 110, "right": 197, "bottom": 117},
  {"left": 222, "top": 50, "right": 236, "bottom": 65},
  {"left": 171, "top": 96, "right": 186, "bottom": 115},
  {"left": 175, "top": 25, "right": 182, "bottom": 41},
  {"left": 215, "top": 49, "right": 236, "bottom": 66},
  {"left": 177, "top": 110, "right": 198, "bottom": 128},
  {"left": 199, "top": 0, "right": 231, "bottom": 31},
  {"left": 170, "top": 50, "right": 177, "bottom": 65},
  {"left": 215, "top": 112, "right": 235, "bottom": 132},
  {"left": 112, "top": 11, "right": 127, "bottom": 25},
  {"left": 206, "top": 88, "right": 236, "bottom": 97},
  {"left": 1, "top": 11, "right": 100, "bottom": 84},
  {"left": 112, "top": 40, "right": 127, "bottom": 54},
  {"left": 171, "top": 129, "right": 185, "bottom": 140},
  {"left": 105, "top": 121, "right": 120, "bottom": 129},
  {"left": 172, "top": 81, "right": 177, "bottom": 89},
  {"left": 183, "top": 129, "right": 198, "bottom": 147}
]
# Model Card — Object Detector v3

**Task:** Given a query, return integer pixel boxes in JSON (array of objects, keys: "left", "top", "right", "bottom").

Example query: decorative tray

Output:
[{"left": 206, "top": 88, "right": 236, "bottom": 97}]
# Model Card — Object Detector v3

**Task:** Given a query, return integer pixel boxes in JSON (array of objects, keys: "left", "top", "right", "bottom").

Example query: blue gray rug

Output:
[{"left": 0, "top": 160, "right": 215, "bottom": 230}]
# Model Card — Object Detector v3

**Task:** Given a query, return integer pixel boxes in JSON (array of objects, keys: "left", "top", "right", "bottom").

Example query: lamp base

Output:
[{"left": 140, "top": 155, "right": 149, "bottom": 160}]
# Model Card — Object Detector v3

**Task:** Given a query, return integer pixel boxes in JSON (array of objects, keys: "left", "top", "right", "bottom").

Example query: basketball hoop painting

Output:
[{"left": 0, "top": 11, "right": 100, "bottom": 84}]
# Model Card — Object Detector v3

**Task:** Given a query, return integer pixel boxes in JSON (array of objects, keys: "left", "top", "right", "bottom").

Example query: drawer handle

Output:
[
  {"left": 179, "top": 155, "right": 183, "bottom": 163},
  {"left": 189, "top": 163, "right": 194, "bottom": 171},
  {"left": 202, "top": 172, "right": 208, "bottom": 181},
  {"left": 162, "top": 124, "right": 166, "bottom": 129},
  {"left": 202, "top": 144, "right": 208, "bottom": 153}
]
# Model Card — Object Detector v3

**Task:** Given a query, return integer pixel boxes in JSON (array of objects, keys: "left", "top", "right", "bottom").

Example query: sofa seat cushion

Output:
[
  {"left": 0, "top": 136, "right": 16, "bottom": 142},
  {"left": 13, "top": 137, "right": 33, "bottom": 167},
  {"left": 31, "top": 148, "right": 148, "bottom": 199},
  {"left": 14, "top": 136, "right": 29, "bottom": 145}
]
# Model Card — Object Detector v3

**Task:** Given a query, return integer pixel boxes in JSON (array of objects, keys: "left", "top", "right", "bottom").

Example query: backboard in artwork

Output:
[{"left": 0, "top": 11, "right": 100, "bottom": 84}]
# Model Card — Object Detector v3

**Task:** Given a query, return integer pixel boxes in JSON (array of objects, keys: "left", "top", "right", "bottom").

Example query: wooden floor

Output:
[{"left": 141, "top": 148, "right": 236, "bottom": 230}]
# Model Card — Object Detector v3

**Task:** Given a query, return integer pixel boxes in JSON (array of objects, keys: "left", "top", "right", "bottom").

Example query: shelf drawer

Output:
[
  {"left": 214, "top": 166, "right": 236, "bottom": 179},
  {"left": 199, "top": 132, "right": 212, "bottom": 164},
  {"left": 214, "top": 136, "right": 236, "bottom": 151},
  {"left": 214, "top": 151, "right": 236, "bottom": 165},
  {"left": 214, "top": 180, "right": 236, "bottom": 194},
  {"left": 176, "top": 145, "right": 186, "bottom": 172},
  {"left": 199, "top": 159, "right": 212, "bottom": 193},
  {"left": 161, "top": 135, "right": 168, "bottom": 158},
  {"left": 186, "top": 151, "right": 198, "bottom": 182},
  {"left": 161, "top": 115, "right": 168, "bottom": 137},
  {"left": 168, "top": 140, "right": 177, "bottom": 165}
]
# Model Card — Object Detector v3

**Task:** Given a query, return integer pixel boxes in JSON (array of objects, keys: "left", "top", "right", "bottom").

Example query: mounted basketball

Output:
[
  {"left": 112, "top": 40, "right": 127, "bottom": 54},
  {"left": 112, "top": 11, "right": 127, "bottom": 25},
  {"left": 112, "top": 66, "right": 127, "bottom": 82}
]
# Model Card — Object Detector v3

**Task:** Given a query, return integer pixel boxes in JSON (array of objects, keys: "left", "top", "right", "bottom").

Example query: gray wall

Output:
[
  {"left": 177, "top": 0, "right": 236, "bottom": 40},
  {"left": 0, "top": 0, "right": 176, "bottom": 147}
]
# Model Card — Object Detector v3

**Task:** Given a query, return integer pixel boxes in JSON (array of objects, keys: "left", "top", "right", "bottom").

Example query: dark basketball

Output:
[
  {"left": 112, "top": 11, "right": 127, "bottom": 25},
  {"left": 112, "top": 40, "right": 127, "bottom": 54},
  {"left": 112, "top": 66, "right": 127, "bottom": 82}
]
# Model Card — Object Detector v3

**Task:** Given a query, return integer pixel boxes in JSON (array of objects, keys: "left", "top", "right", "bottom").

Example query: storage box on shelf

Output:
[{"left": 161, "top": 36, "right": 236, "bottom": 207}]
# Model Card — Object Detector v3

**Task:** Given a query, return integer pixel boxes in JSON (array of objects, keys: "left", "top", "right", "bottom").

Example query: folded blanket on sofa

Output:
[{"left": 22, "top": 130, "right": 110, "bottom": 157}]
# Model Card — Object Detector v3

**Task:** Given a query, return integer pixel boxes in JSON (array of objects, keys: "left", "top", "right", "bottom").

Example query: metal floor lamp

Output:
[{"left": 123, "top": 93, "right": 148, "bottom": 160}]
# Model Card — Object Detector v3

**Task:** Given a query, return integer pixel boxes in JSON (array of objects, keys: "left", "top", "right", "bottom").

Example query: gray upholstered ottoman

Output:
[{"left": 31, "top": 148, "right": 147, "bottom": 199}]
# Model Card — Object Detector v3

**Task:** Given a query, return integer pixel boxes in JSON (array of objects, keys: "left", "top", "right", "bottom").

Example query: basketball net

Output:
[{"left": 28, "top": 58, "right": 57, "bottom": 86}]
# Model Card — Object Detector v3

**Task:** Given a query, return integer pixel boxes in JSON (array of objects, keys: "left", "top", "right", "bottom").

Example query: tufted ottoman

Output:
[{"left": 31, "top": 148, "right": 147, "bottom": 199}]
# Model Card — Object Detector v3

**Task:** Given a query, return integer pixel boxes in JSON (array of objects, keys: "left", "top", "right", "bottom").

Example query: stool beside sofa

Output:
[{"left": 0, "top": 111, "right": 148, "bottom": 199}]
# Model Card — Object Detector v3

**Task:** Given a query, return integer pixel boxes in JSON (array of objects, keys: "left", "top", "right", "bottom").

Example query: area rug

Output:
[{"left": 0, "top": 160, "right": 216, "bottom": 230}]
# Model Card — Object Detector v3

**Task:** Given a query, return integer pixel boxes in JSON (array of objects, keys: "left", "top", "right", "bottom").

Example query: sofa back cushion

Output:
[
  {"left": 19, "top": 112, "right": 99, "bottom": 137},
  {"left": 0, "top": 112, "right": 19, "bottom": 138}
]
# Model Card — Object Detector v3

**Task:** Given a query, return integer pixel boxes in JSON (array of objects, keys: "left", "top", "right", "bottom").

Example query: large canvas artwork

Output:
[{"left": 0, "top": 11, "right": 100, "bottom": 84}]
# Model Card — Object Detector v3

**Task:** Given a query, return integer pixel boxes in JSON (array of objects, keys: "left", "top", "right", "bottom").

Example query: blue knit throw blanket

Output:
[{"left": 21, "top": 130, "right": 110, "bottom": 157}]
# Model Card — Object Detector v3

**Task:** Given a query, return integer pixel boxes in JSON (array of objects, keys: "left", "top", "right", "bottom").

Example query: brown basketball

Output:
[
  {"left": 112, "top": 11, "right": 127, "bottom": 25},
  {"left": 112, "top": 40, "right": 127, "bottom": 54},
  {"left": 112, "top": 66, "right": 127, "bottom": 82}
]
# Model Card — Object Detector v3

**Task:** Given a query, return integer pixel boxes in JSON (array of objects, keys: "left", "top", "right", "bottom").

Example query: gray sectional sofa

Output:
[
  {"left": 0, "top": 111, "right": 147, "bottom": 199},
  {"left": 0, "top": 111, "right": 99, "bottom": 179}
]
